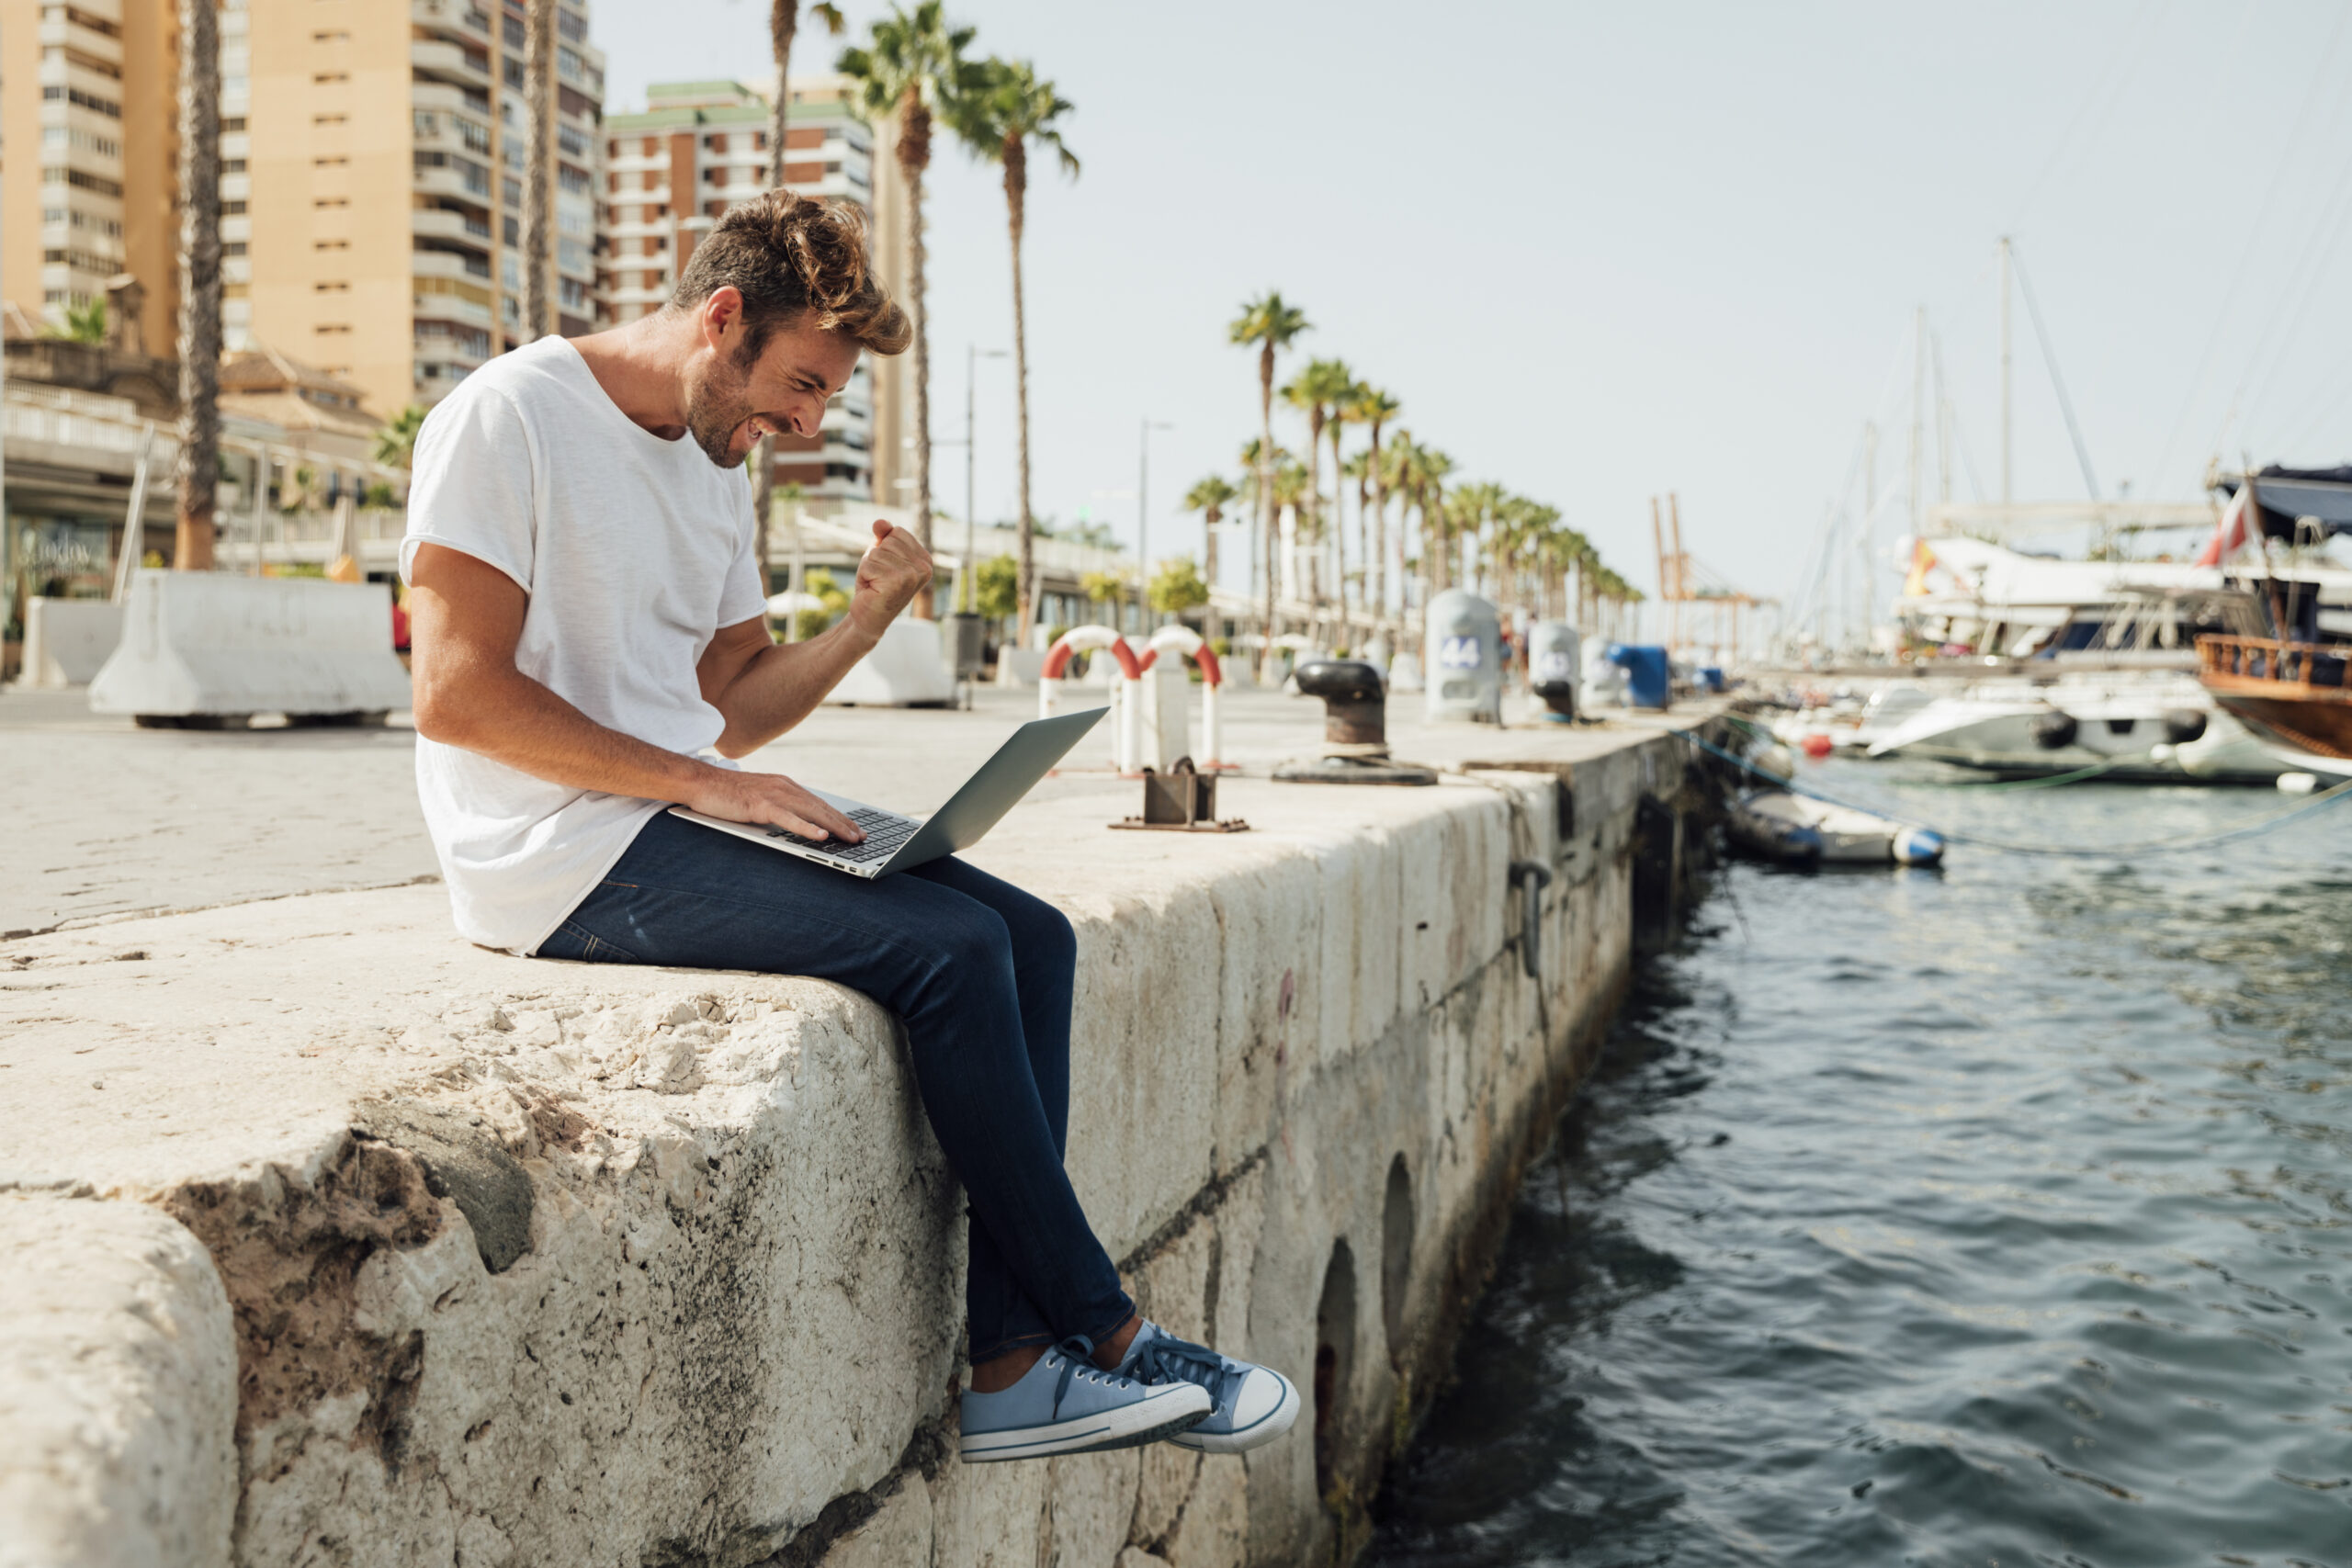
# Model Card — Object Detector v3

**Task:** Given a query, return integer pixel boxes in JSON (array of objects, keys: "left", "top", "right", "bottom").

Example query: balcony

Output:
[
  {"left": 411, "top": 39, "right": 489, "bottom": 86},
  {"left": 411, "top": 207, "right": 491, "bottom": 243},
  {"left": 38, "top": 17, "right": 124, "bottom": 69},
  {"left": 413, "top": 118, "right": 492, "bottom": 161},
  {"left": 412, "top": 164, "right": 492, "bottom": 206},
  {"left": 413, "top": 291, "right": 494, "bottom": 331},
  {"left": 412, "top": 248, "right": 492, "bottom": 285},
  {"left": 411, "top": 0, "right": 489, "bottom": 38},
  {"left": 413, "top": 328, "right": 491, "bottom": 368}
]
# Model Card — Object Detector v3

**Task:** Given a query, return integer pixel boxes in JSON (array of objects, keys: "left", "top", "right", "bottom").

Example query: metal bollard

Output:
[{"left": 1272, "top": 660, "right": 1439, "bottom": 785}]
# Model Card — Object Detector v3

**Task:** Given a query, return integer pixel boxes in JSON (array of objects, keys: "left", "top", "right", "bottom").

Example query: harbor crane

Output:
[{"left": 1651, "top": 492, "right": 1775, "bottom": 664}]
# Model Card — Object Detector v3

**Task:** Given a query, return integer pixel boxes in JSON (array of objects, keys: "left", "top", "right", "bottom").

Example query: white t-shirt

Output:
[{"left": 399, "top": 336, "right": 767, "bottom": 953}]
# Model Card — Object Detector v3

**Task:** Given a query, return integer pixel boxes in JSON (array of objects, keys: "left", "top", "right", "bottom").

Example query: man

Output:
[{"left": 401, "top": 190, "right": 1295, "bottom": 1463}]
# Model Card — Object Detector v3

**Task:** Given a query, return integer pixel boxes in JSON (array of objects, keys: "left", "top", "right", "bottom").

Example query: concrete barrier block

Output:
[
  {"left": 993, "top": 648, "right": 1046, "bottom": 689},
  {"left": 17, "top": 597, "right": 124, "bottom": 687},
  {"left": 87, "top": 570, "right": 411, "bottom": 719},
  {"left": 825, "top": 616, "right": 955, "bottom": 707},
  {"left": 0, "top": 1193, "right": 238, "bottom": 1568}
]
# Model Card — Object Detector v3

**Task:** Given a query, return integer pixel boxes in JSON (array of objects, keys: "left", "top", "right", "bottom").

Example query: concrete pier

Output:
[{"left": 0, "top": 698, "right": 1722, "bottom": 1568}]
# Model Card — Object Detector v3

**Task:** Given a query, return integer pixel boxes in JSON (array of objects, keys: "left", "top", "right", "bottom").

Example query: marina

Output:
[{"left": 10, "top": 3, "right": 2352, "bottom": 1565}]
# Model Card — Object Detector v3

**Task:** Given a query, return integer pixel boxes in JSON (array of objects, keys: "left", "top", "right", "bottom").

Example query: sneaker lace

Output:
[
  {"left": 1047, "top": 1334, "right": 1111, "bottom": 1420},
  {"left": 1126, "top": 1329, "right": 1239, "bottom": 1411}
]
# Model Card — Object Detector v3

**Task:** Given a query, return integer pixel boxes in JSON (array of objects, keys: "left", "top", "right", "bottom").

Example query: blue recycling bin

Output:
[{"left": 1608, "top": 644, "right": 1671, "bottom": 710}]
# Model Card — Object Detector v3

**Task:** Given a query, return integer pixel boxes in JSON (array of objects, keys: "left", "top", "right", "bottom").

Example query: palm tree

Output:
[
  {"left": 1182, "top": 474, "right": 1238, "bottom": 593},
  {"left": 171, "top": 0, "right": 221, "bottom": 571},
  {"left": 752, "top": 1, "right": 846, "bottom": 597},
  {"left": 840, "top": 2, "right": 982, "bottom": 618},
  {"left": 373, "top": 404, "right": 428, "bottom": 469},
  {"left": 49, "top": 298, "right": 107, "bottom": 344},
  {"left": 1340, "top": 449, "right": 1372, "bottom": 619},
  {"left": 1399, "top": 439, "right": 1453, "bottom": 617},
  {"left": 1281, "top": 356, "right": 1352, "bottom": 634},
  {"left": 1227, "top": 292, "right": 1308, "bottom": 678},
  {"left": 1344, "top": 386, "right": 1398, "bottom": 621},
  {"left": 1270, "top": 457, "right": 1310, "bottom": 630},
  {"left": 521, "top": 0, "right": 554, "bottom": 342},
  {"left": 948, "top": 56, "right": 1076, "bottom": 647},
  {"left": 767, "top": 0, "right": 847, "bottom": 185},
  {"left": 1238, "top": 435, "right": 1286, "bottom": 620}
]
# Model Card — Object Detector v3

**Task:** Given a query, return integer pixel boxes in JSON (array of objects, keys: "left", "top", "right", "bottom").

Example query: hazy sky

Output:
[{"left": 595, "top": 0, "right": 2352, "bottom": 612}]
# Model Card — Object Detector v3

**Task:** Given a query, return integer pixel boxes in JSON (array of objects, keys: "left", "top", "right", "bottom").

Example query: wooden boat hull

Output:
[{"left": 2204, "top": 682, "right": 2352, "bottom": 761}]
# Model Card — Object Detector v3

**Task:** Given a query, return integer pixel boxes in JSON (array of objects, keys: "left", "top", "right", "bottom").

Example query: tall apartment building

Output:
[
  {"left": 603, "top": 76, "right": 910, "bottom": 507},
  {"left": 1, "top": 0, "right": 180, "bottom": 355},
  {"left": 2, "top": 0, "right": 611, "bottom": 420}
]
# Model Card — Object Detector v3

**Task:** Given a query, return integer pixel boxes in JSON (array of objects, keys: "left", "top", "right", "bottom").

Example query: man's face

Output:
[{"left": 682, "top": 295, "right": 863, "bottom": 469}]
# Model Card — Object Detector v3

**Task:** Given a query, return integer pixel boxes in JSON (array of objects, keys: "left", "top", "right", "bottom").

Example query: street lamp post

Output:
[
  {"left": 962, "top": 344, "right": 1007, "bottom": 613},
  {"left": 1138, "top": 417, "right": 1173, "bottom": 624}
]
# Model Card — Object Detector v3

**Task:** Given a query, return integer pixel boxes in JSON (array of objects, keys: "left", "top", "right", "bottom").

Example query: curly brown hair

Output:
[{"left": 670, "top": 188, "right": 910, "bottom": 362}]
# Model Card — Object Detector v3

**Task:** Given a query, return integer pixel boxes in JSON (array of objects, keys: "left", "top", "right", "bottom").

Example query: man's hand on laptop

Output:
[
  {"left": 684, "top": 767, "right": 865, "bottom": 844},
  {"left": 847, "top": 521, "right": 935, "bottom": 642}
]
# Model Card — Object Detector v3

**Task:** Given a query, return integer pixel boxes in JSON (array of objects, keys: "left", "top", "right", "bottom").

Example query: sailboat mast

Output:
[
  {"left": 1909, "top": 305, "right": 1926, "bottom": 542},
  {"left": 1998, "top": 235, "right": 2014, "bottom": 505},
  {"left": 1860, "top": 422, "right": 1879, "bottom": 654}
]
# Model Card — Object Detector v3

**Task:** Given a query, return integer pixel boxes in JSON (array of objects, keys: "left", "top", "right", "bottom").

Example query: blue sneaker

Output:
[
  {"left": 1118, "top": 1322, "right": 1301, "bottom": 1454},
  {"left": 959, "top": 1336, "right": 1212, "bottom": 1463}
]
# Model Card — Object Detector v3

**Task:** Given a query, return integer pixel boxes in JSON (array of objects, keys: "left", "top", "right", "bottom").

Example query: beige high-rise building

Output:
[
  {"left": 2, "top": 0, "right": 611, "bottom": 420},
  {"left": 601, "top": 73, "right": 910, "bottom": 510},
  {"left": 1, "top": 0, "right": 179, "bottom": 355}
]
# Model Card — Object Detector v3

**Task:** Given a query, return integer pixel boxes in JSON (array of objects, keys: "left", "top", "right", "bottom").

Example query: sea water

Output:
[{"left": 1371, "top": 760, "right": 2352, "bottom": 1567}]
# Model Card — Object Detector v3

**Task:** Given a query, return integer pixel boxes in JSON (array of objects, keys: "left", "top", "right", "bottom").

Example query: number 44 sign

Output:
[{"left": 1439, "top": 635, "right": 1482, "bottom": 671}]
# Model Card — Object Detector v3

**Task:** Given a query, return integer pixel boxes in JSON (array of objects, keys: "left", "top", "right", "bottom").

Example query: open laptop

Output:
[{"left": 667, "top": 705, "right": 1109, "bottom": 878}]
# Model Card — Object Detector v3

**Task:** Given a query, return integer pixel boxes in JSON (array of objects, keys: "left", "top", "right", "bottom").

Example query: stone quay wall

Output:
[{"left": 0, "top": 724, "right": 1718, "bottom": 1568}]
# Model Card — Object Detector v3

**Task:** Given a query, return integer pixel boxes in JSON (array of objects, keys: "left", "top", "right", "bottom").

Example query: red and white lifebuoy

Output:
[
  {"left": 1039, "top": 624, "right": 1227, "bottom": 774},
  {"left": 1134, "top": 625, "right": 1228, "bottom": 771},
  {"left": 1040, "top": 626, "right": 1145, "bottom": 773}
]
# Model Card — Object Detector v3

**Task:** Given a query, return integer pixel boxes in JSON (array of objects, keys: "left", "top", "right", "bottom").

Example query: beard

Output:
[{"left": 682, "top": 344, "right": 757, "bottom": 468}]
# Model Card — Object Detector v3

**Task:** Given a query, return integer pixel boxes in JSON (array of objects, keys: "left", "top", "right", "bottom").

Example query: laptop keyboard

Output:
[{"left": 767, "top": 806, "right": 920, "bottom": 864}]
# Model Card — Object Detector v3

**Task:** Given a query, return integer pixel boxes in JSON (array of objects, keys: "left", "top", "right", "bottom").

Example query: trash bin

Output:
[{"left": 1607, "top": 643, "right": 1671, "bottom": 711}]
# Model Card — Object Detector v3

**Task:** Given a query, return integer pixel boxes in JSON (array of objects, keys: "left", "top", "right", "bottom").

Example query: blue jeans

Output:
[{"left": 537, "top": 809, "right": 1135, "bottom": 1363}]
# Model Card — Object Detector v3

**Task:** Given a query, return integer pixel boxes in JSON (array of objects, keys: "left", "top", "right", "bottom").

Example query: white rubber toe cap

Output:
[
  {"left": 1230, "top": 1368, "right": 1290, "bottom": 1429},
  {"left": 1174, "top": 1366, "right": 1300, "bottom": 1453}
]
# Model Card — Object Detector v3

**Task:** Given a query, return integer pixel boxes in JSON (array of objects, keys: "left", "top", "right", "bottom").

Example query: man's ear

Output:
[{"left": 701, "top": 287, "right": 744, "bottom": 351}]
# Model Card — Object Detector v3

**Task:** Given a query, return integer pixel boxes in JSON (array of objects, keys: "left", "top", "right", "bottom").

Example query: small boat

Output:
[
  {"left": 1770, "top": 680, "right": 1937, "bottom": 753},
  {"left": 1726, "top": 788, "right": 1946, "bottom": 867},
  {"left": 1860, "top": 678, "right": 2287, "bottom": 784}
]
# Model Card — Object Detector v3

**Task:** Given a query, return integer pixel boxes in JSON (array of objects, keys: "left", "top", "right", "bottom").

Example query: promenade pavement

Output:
[{"left": 3, "top": 672, "right": 1657, "bottom": 939}]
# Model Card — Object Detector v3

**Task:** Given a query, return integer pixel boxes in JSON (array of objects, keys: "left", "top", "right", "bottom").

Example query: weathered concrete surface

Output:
[
  {"left": 0, "top": 721, "right": 1719, "bottom": 1567},
  {"left": 0, "top": 1193, "right": 237, "bottom": 1568}
]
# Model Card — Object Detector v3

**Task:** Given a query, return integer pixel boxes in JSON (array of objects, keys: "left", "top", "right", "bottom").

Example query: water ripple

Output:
[{"left": 1371, "top": 765, "right": 2352, "bottom": 1568}]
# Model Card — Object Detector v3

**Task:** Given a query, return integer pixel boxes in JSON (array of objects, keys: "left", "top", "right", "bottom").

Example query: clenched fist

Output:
[{"left": 847, "top": 520, "right": 934, "bottom": 641}]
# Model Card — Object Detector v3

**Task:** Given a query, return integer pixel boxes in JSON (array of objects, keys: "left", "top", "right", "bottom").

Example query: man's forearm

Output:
[
  {"left": 418, "top": 662, "right": 716, "bottom": 802},
  {"left": 711, "top": 615, "right": 881, "bottom": 757}
]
